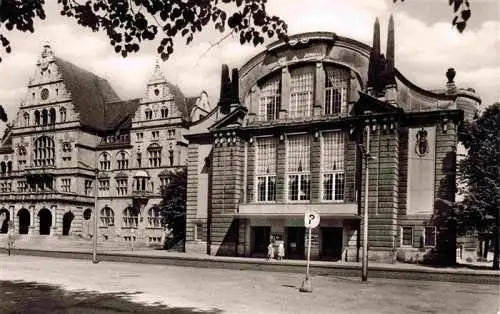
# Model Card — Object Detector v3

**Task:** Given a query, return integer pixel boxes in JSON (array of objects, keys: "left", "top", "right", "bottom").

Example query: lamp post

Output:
[
  {"left": 92, "top": 168, "right": 99, "bottom": 264},
  {"left": 359, "top": 124, "right": 375, "bottom": 281}
]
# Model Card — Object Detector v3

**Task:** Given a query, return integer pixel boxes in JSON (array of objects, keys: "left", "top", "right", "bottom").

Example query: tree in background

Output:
[
  {"left": 432, "top": 103, "right": 500, "bottom": 269},
  {"left": 158, "top": 169, "right": 187, "bottom": 250},
  {"left": 0, "top": 0, "right": 287, "bottom": 62},
  {"left": 0, "top": 0, "right": 474, "bottom": 63}
]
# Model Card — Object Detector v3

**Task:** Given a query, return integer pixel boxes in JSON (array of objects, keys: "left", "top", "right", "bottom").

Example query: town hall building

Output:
[
  {"left": 185, "top": 16, "right": 481, "bottom": 263},
  {"left": 0, "top": 43, "right": 210, "bottom": 247}
]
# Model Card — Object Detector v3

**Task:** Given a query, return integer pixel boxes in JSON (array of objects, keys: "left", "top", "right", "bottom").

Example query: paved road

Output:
[{"left": 0, "top": 255, "right": 498, "bottom": 314}]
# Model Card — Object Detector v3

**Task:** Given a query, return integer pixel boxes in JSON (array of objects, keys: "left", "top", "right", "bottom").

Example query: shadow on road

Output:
[{"left": 0, "top": 280, "right": 223, "bottom": 314}]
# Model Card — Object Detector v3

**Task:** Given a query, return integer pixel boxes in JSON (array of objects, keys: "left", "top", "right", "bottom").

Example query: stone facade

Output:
[
  {"left": 185, "top": 17, "right": 481, "bottom": 263},
  {"left": 0, "top": 44, "right": 209, "bottom": 247}
]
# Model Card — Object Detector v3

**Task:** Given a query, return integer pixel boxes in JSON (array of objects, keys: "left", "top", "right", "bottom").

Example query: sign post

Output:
[{"left": 300, "top": 210, "right": 320, "bottom": 293}]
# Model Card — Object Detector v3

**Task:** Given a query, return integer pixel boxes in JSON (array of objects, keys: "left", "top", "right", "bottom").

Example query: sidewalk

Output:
[{"left": 2, "top": 237, "right": 499, "bottom": 284}]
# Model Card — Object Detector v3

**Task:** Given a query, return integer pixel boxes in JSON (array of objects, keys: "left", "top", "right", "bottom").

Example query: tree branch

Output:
[{"left": 196, "top": 29, "right": 235, "bottom": 66}]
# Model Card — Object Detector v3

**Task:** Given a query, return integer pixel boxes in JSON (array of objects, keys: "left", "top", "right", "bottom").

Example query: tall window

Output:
[
  {"left": 117, "top": 151, "right": 129, "bottom": 169},
  {"left": 100, "top": 206, "right": 114, "bottom": 226},
  {"left": 98, "top": 179, "right": 110, "bottom": 197},
  {"left": 116, "top": 178, "right": 128, "bottom": 196},
  {"left": 34, "top": 110, "right": 40, "bottom": 125},
  {"left": 136, "top": 152, "right": 142, "bottom": 167},
  {"left": 322, "top": 132, "right": 345, "bottom": 201},
  {"left": 42, "top": 109, "right": 48, "bottom": 125},
  {"left": 99, "top": 153, "right": 111, "bottom": 170},
  {"left": 289, "top": 70, "right": 313, "bottom": 118},
  {"left": 148, "top": 207, "right": 162, "bottom": 228},
  {"left": 23, "top": 112, "right": 30, "bottom": 126},
  {"left": 145, "top": 109, "right": 153, "bottom": 120},
  {"left": 49, "top": 108, "right": 56, "bottom": 124},
  {"left": 151, "top": 130, "right": 160, "bottom": 140},
  {"left": 159, "top": 176, "right": 169, "bottom": 191},
  {"left": 325, "top": 68, "right": 348, "bottom": 115},
  {"left": 168, "top": 149, "right": 174, "bottom": 166},
  {"left": 60, "top": 108, "right": 66, "bottom": 122},
  {"left": 148, "top": 144, "right": 162, "bottom": 167},
  {"left": 161, "top": 107, "right": 168, "bottom": 118},
  {"left": 61, "top": 178, "right": 71, "bottom": 192},
  {"left": 258, "top": 78, "right": 281, "bottom": 121},
  {"left": 286, "top": 134, "right": 310, "bottom": 201},
  {"left": 18, "top": 146, "right": 27, "bottom": 169},
  {"left": 33, "top": 136, "right": 55, "bottom": 167},
  {"left": 123, "top": 207, "right": 138, "bottom": 228},
  {"left": 255, "top": 137, "right": 276, "bottom": 202},
  {"left": 85, "top": 179, "right": 93, "bottom": 196},
  {"left": 135, "top": 177, "right": 149, "bottom": 191},
  {"left": 401, "top": 226, "right": 413, "bottom": 247}
]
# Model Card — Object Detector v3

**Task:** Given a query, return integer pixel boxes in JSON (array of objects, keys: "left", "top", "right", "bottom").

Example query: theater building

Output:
[
  {"left": 0, "top": 43, "right": 208, "bottom": 246},
  {"left": 185, "top": 16, "right": 481, "bottom": 263}
]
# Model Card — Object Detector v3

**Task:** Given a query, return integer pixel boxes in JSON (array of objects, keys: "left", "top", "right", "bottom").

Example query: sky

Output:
[{"left": 0, "top": 0, "right": 498, "bottom": 132}]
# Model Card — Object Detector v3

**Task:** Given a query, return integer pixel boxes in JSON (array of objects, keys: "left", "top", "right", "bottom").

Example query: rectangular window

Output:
[
  {"left": 168, "top": 129, "right": 176, "bottom": 138},
  {"left": 17, "top": 180, "right": 27, "bottom": 193},
  {"left": 61, "top": 178, "right": 71, "bottom": 192},
  {"left": 286, "top": 134, "right": 311, "bottom": 201},
  {"left": 289, "top": 70, "right": 313, "bottom": 118},
  {"left": 151, "top": 130, "right": 160, "bottom": 140},
  {"left": 258, "top": 78, "right": 281, "bottom": 121},
  {"left": 255, "top": 137, "right": 277, "bottom": 202},
  {"left": 424, "top": 226, "right": 437, "bottom": 247},
  {"left": 322, "top": 132, "right": 345, "bottom": 201},
  {"left": 85, "top": 179, "right": 93, "bottom": 196},
  {"left": 136, "top": 132, "right": 144, "bottom": 141},
  {"left": 98, "top": 179, "right": 110, "bottom": 197},
  {"left": 116, "top": 179, "right": 128, "bottom": 196},
  {"left": 401, "top": 226, "right": 413, "bottom": 247},
  {"left": 324, "top": 68, "right": 348, "bottom": 115},
  {"left": 149, "top": 150, "right": 161, "bottom": 167}
]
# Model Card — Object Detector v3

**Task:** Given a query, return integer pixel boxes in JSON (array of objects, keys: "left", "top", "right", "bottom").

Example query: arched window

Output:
[
  {"left": 100, "top": 206, "right": 114, "bottom": 226},
  {"left": 42, "top": 109, "right": 48, "bottom": 125},
  {"left": 123, "top": 207, "right": 138, "bottom": 228},
  {"left": 145, "top": 108, "right": 153, "bottom": 120},
  {"left": 23, "top": 112, "right": 30, "bottom": 126},
  {"left": 33, "top": 136, "right": 55, "bottom": 167},
  {"left": 148, "top": 207, "right": 162, "bottom": 228},
  {"left": 161, "top": 107, "right": 168, "bottom": 118},
  {"left": 49, "top": 108, "right": 56, "bottom": 124},
  {"left": 34, "top": 110, "right": 40, "bottom": 125},
  {"left": 99, "top": 152, "right": 111, "bottom": 170},
  {"left": 60, "top": 107, "right": 67, "bottom": 122},
  {"left": 117, "top": 151, "right": 129, "bottom": 169}
]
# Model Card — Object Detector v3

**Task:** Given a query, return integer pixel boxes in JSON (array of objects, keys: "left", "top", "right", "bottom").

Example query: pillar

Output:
[
  {"left": 51, "top": 205, "right": 57, "bottom": 235},
  {"left": 314, "top": 62, "right": 325, "bottom": 116},
  {"left": 30, "top": 206, "right": 35, "bottom": 235},
  {"left": 279, "top": 67, "right": 290, "bottom": 119}
]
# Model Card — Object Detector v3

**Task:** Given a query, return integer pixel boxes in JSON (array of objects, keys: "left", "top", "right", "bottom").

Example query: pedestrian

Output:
[
  {"left": 277, "top": 241, "right": 285, "bottom": 260},
  {"left": 267, "top": 240, "right": 275, "bottom": 261}
]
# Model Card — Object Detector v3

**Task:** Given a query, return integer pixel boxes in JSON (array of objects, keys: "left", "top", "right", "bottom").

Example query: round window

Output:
[
  {"left": 41, "top": 88, "right": 49, "bottom": 100},
  {"left": 83, "top": 209, "right": 92, "bottom": 220},
  {"left": 154, "top": 89, "right": 160, "bottom": 96}
]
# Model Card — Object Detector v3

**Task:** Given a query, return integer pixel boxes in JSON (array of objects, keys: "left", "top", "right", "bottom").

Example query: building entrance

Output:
[
  {"left": 251, "top": 226, "right": 270, "bottom": 257},
  {"left": 62, "top": 212, "right": 74, "bottom": 236},
  {"left": 0, "top": 208, "right": 10, "bottom": 233},
  {"left": 286, "top": 227, "right": 305, "bottom": 259},
  {"left": 38, "top": 208, "right": 52, "bottom": 235},
  {"left": 321, "top": 227, "right": 343, "bottom": 260},
  {"left": 18, "top": 208, "right": 30, "bottom": 234}
]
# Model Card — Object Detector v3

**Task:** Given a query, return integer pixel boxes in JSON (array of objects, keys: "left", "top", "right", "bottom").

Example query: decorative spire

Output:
[
  {"left": 218, "top": 64, "right": 240, "bottom": 114},
  {"left": 367, "top": 17, "right": 381, "bottom": 90},
  {"left": 148, "top": 59, "right": 166, "bottom": 84},
  {"left": 385, "top": 14, "right": 396, "bottom": 86}
]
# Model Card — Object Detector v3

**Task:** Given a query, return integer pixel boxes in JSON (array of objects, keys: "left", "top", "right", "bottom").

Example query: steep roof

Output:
[{"left": 55, "top": 57, "right": 140, "bottom": 132}]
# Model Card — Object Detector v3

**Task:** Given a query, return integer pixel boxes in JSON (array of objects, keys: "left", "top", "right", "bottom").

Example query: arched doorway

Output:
[
  {"left": 38, "top": 208, "right": 52, "bottom": 235},
  {"left": 18, "top": 208, "right": 30, "bottom": 234},
  {"left": 0, "top": 208, "right": 10, "bottom": 233},
  {"left": 62, "top": 211, "right": 74, "bottom": 236}
]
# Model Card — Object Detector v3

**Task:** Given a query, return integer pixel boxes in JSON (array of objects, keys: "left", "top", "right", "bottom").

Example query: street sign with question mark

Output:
[{"left": 304, "top": 210, "right": 320, "bottom": 229}]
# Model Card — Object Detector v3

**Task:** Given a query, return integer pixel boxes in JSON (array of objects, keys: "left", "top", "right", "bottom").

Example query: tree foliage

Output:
[
  {"left": 433, "top": 103, "right": 499, "bottom": 269},
  {"left": 0, "top": 0, "right": 287, "bottom": 62},
  {"left": 394, "top": 0, "right": 472, "bottom": 33},
  {"left": 158, "top": 169, "right": 187, "bottom": 249}
]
